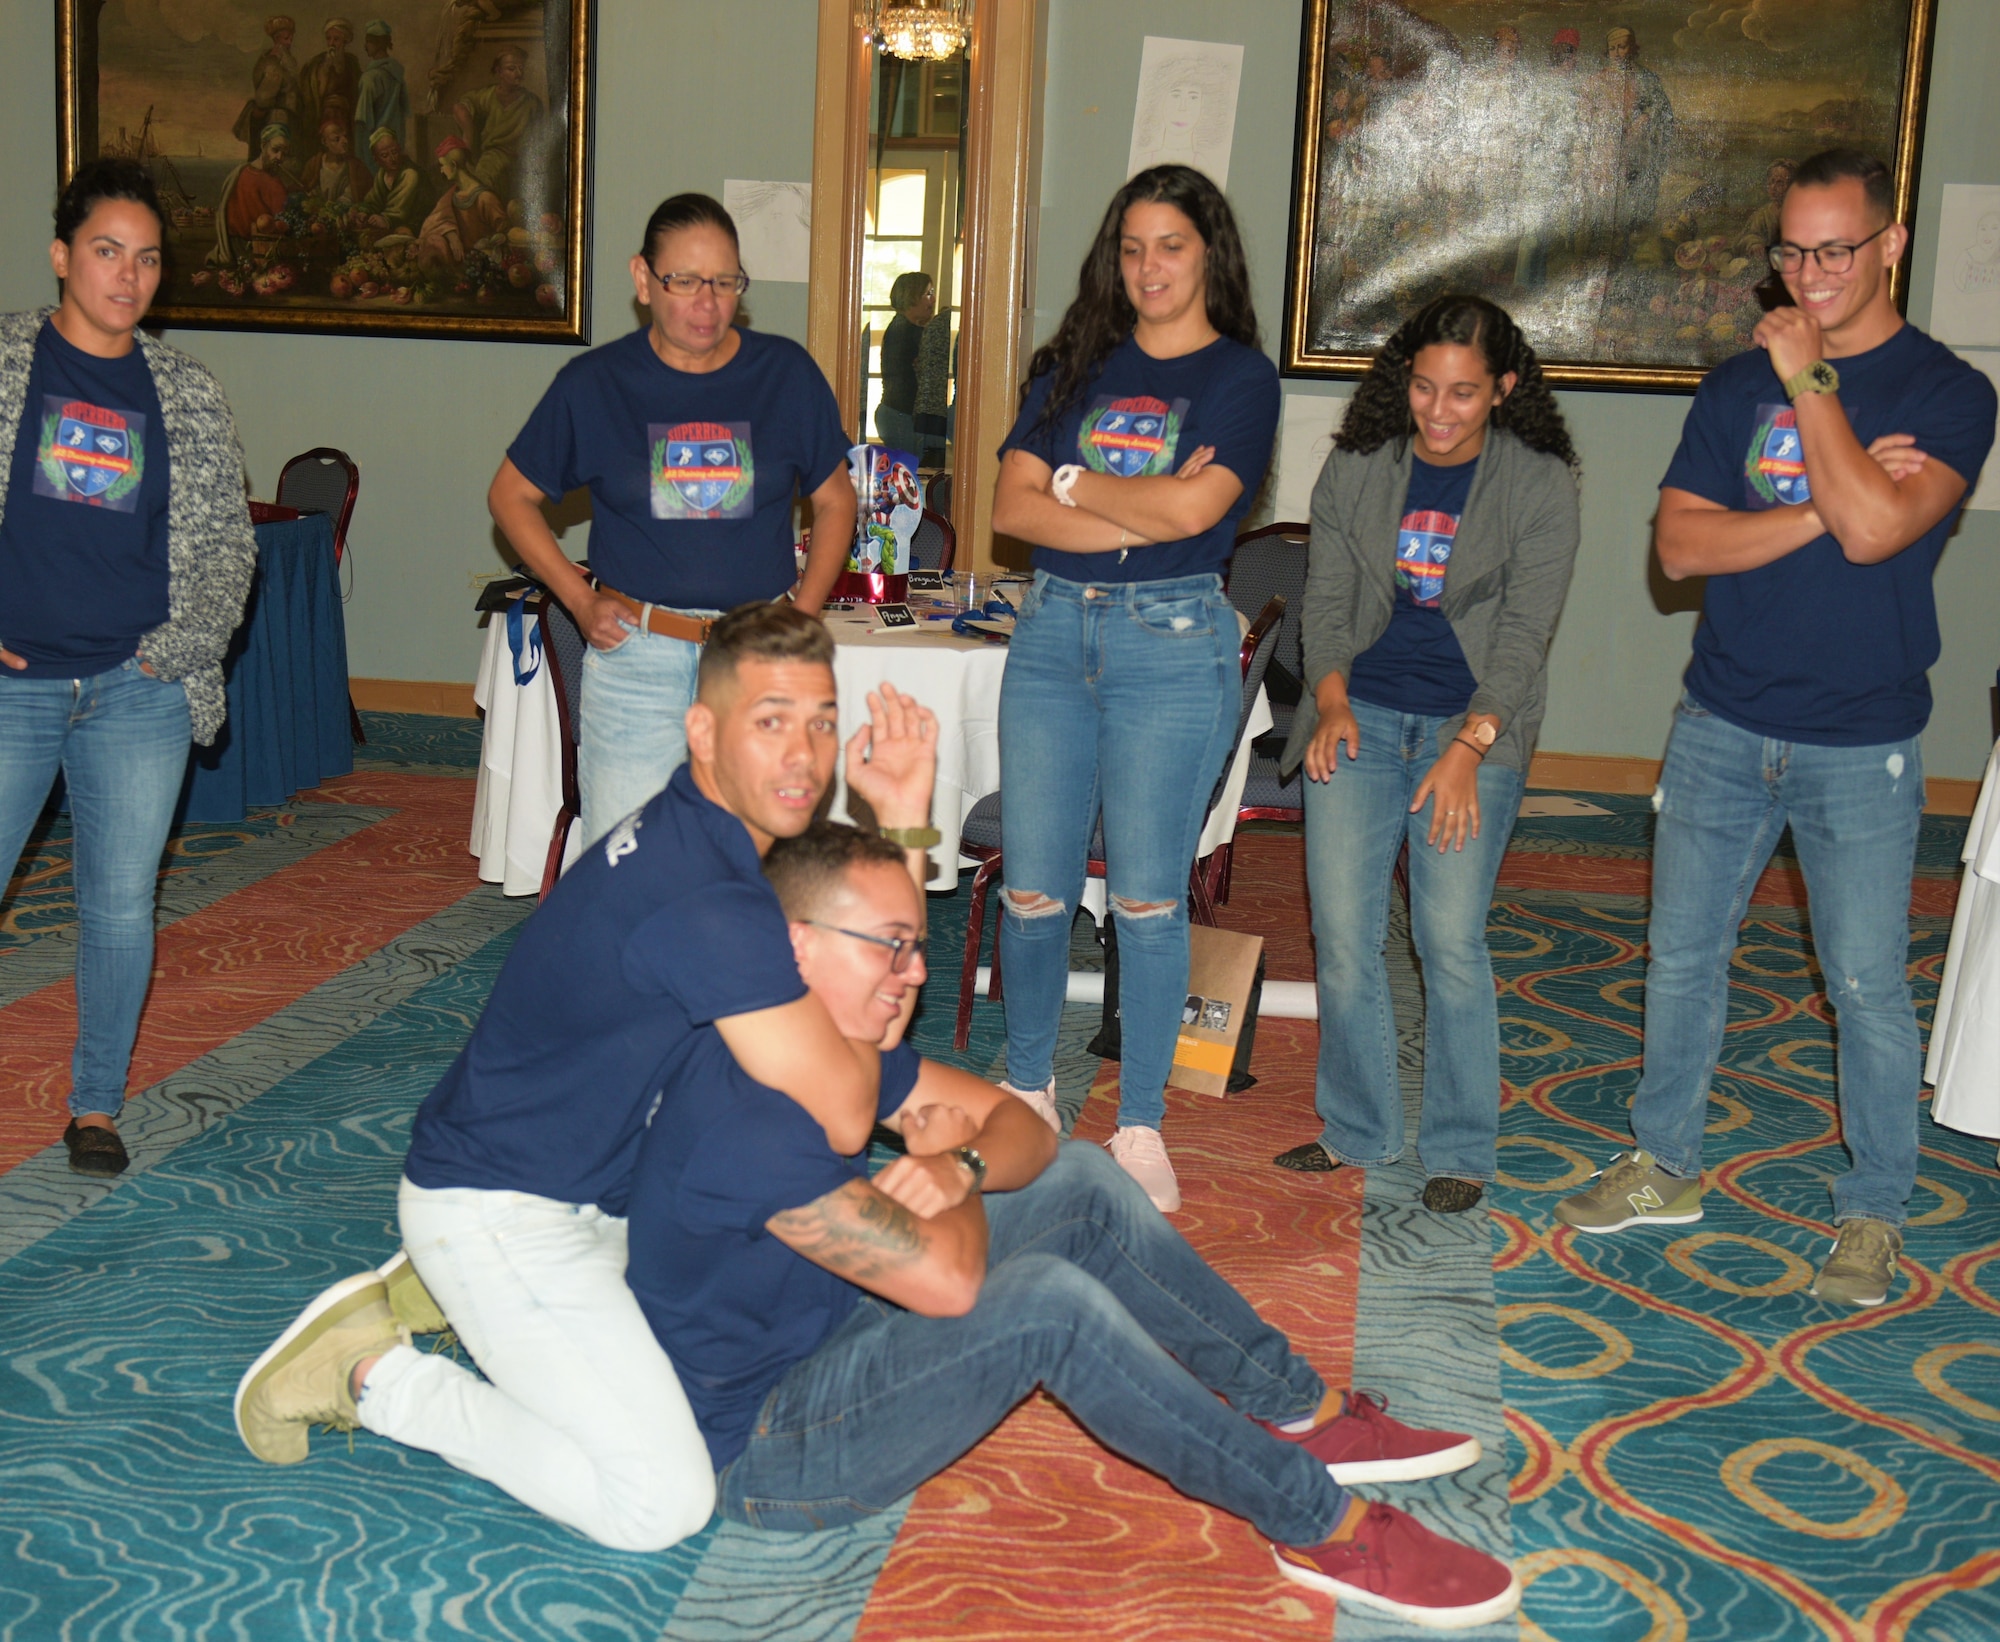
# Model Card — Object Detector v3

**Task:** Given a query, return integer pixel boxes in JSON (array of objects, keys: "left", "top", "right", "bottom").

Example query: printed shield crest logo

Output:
[
  {"left": 55, "top": 401, "right": 133, "bottom": 500},
  {"left": 1745, "top": 404, "right": 1809, "bottom": 507},
  {"left": 651, "top": 420, "right": 755, "bottom": 519},
  {"left": 1081, "top": 395, "right": 1178, "bottom": 477}
]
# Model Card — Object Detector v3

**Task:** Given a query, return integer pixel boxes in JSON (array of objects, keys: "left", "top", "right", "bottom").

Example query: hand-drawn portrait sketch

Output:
[
  {"left": 1930, "top": 184, "right": 2000, "bottom": 348},
  {"left": 723, "top": 180, "right": 813, "bottom": 285},
  {"left": 1127, "top": 37, "right": 1244, "bottom": 189}
]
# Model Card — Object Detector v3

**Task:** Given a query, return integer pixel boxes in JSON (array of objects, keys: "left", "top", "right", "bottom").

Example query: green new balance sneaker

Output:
[
  {"left": 1554, "top": 1149, "right": 1703, "bottom": 1233},
  {"left": 377, "top": 1248, "right": 451, "bottom": 1337},
  {"left": 235, "top": 1274, "right": 406, "bottom": 1464},
  {"left": 1809, "top": 1219, "right": 1902, "bottom": 1308}
]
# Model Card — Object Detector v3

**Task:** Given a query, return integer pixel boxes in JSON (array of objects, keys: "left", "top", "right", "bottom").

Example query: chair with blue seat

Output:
[
  {"left": 535, "top": 594, "right": 588, "bottom": 900},
  {"left": 910, "top": 506, "right": 957, "bottom": 572},
  {"left": 951, "top": 594, "right": 1287, "bottom": 1050},
  {"left": 1225, "top": 521, "right": 1309, "bottom": 756},
  {"left": 276, "top": 445, "right": 364, "bottom": 742}
]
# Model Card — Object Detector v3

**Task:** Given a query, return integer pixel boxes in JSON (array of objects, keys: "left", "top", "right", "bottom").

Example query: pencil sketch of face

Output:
[
  {"left": 1974, "top": 212, "right": 2000, "bottom": 260},
  {"left": 1135, "top": 56, "right": 1235, "bottom": 163},
  {"left": 1163, "top": 79, "right": 1202, "bottom": 135}
]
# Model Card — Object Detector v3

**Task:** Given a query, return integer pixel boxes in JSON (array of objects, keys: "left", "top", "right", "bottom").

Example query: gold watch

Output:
[{"left": 879, "top": 825, "right": 942, "bottom": 849}]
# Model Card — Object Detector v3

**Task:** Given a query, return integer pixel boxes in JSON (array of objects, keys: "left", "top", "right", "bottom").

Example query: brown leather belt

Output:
[{"left": 595, "top": 584, "right": 716, "bottom": 645}]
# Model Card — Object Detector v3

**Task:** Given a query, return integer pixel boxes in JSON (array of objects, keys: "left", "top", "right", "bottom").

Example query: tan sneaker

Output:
[
  {"left": 999, "top": 1078, "right": 1062, "bottom": 1135},
  {"left": 1108, "top": 1125, "right": 1181, "bottom": 1213},
  {"left": 1810, "top": 1220, "right": 1903, "bottom": 1308},
  {"left": 377, "top": 1249, "right": 450, "bottom": 1337},
  {"left": 1554, "top": 1148, "right": 1702, "bottom": 1233},
  {"left": 235, "top": 1274, "right": 407, "bottom": 1464}
]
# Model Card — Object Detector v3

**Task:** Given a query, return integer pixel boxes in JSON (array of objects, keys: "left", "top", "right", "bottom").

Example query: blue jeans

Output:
[
  {"left": 715, "top": 1143, "right": 1343, "bottom": 1544},
  {"left": 576, "top": 619, "right": 711, "bottom": 849},
  {"left": 1632, "top": 697, "right": 1925, "bottom": 1225},
  {"left": 0, "top": 660, "right": 192, "bottom": 1119},
  {"left": 996, "top": 572, "right": 1239, "bottom": 1129},
  {"left": 1304, "top": 699, "right": 1524, "bottom": 1181}
]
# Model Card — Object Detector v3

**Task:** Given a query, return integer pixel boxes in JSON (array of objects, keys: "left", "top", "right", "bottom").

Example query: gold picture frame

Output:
[
  {"left": 1282, "top": 0, "right": 1938, "bottom": 390},
  {"left": 56, "top": 0, "right": 594, "bottom": 343}
]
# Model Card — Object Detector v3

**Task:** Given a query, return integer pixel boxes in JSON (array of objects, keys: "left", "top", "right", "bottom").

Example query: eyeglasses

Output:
[
  {"left": 805, "top": 921, "right": 926, "bottom": 973},
  {"left": 649, "top": 267, "right": 751, "bottom": 298},
  {"left": 1767, "top": 223, "right": 1890, "bottom": 275}
]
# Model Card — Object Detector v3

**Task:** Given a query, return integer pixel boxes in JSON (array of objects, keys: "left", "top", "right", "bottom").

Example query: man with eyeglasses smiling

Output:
[{"left": 1557, "top": 149, "right": 1996, "bottom": 1310}]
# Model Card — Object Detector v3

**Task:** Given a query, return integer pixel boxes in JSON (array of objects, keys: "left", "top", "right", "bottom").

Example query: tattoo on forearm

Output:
[{"left": 769, "top": 1180, "right": 925, "bottom": 1283}]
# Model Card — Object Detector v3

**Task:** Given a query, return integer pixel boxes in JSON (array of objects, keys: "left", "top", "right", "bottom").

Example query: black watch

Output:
[{"left": 950, "top": 1145, "right": 987, "bottom": 1190}]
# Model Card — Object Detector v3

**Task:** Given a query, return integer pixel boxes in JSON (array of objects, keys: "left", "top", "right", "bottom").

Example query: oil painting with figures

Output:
[
  {"left": 1283, "top": 0, "right": 1935, "bottom": 387},
  {"left": 58, "top": 0, "right": 591, "bottom": 341}
]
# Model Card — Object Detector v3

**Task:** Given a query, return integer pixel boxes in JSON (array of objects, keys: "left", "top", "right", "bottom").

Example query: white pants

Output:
[{"left": 356, "top": 1177, "right": 716, "bottom": 1551}]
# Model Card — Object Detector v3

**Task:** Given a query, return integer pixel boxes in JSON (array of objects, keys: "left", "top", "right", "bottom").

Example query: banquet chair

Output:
[
  {"left": 1226, "top": 521, "right": 1309, "bottom": 755},
  {"left": 911, "top": 506, "right": 957, "bottom": 572},
  {"left": 276, "top": 446, "right": 364, "bottom": 742},
  {"left": 536, "top": 595, "right": 588, "bottom": 901},
  {"left": 951, "top": 595, "right": 1287, "bottom": 1049},
  {"left": 927, "top": 471, "right": 952, "bottom": 518}
]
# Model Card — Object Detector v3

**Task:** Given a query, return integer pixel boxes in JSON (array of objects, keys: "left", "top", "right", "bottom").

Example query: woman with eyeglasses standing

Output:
[
  {"left": 989, "top": 164, "right": 1280, "bottom": 1212},
  {"left": 490, "top": 192, "right": 856, "bottom": 846}
]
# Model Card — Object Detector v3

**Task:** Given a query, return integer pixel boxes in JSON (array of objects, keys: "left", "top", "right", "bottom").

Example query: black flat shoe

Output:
[
  {"left": 1422, "top": 1177, "right": 1483, "bottom": 1213},
  {"left": 64, "top": 1120, "right": 129, "bottom": 1178},
  {"left": 1274, "top": 1141, "right": 1343, "bottom": 1174}
]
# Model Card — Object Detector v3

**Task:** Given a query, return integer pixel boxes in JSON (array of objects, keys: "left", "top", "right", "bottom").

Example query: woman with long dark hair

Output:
[
  {"left": 990, "top": 164, "right": 1279, "bottom": 1211},
  {"left": 1274, "top": 294, "right": 1579, "bottom": 1212}
]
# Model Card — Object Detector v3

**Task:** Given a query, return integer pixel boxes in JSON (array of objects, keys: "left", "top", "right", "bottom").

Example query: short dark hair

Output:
[
  {"left": 639, "top": 192, "right": 738, "bottom": 264},
  {"left": 763, "top": 821, "right": 906, "bottom": 921},
  {"left": 55, "top": 157, "right": 164, "bottom": 247},
  {"left": 889, "top": 271, "right": 932, "bottom": 312},
  {"left": 1788, "top": 148, "right": 1893, "bottom": 223},
  {"left": 696, "top": 600, "right": 836, "bottom": 701}
]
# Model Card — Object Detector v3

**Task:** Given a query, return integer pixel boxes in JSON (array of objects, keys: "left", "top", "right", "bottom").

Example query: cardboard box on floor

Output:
[{"left": 1169, "top": 925, "right": 1264, "bottom": 1097}]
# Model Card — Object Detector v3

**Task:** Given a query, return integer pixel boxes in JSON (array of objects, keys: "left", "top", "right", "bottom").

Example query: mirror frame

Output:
[{"left": 807, "top": 0, "right": 1046, "bottom": 574}]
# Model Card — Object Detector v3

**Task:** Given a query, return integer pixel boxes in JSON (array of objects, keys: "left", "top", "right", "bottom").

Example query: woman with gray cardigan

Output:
[{"left": 1274, "top": 295, "right": 1579, "bottom": 1212}]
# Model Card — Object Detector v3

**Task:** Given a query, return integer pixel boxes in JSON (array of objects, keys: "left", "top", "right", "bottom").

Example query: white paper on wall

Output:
[
  {"left": 1931, "top": 185, "right": 2000, "bottom": 347},
  {"left": 1954, "top": 350, "right": 2000, "bottom": 510},
  {"left": 1127, "top": 37, "right": 1244, "bottom": 189},
  {"left": 723, "top": 180, "right": 812, "bottom": 284},
  {"left": 1272, "top": 391, "right": 1350, "bottom": 525}
]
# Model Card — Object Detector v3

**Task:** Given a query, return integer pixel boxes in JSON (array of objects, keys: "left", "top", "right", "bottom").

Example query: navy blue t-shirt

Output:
[
  {"left": 0, "top": 320, "right": 171, "bottom": 676},
  {"left": 1001, "top": 334, "right": 1279, "bottom": 583},
  {"left": 507, "top": 326, "right": 851, "bottom": 610},
  {"left": 1661, "top": 324, "right": 1996, "bottom": 745},
  {"left": 403, "top": 763, "right": 807, "bottom": 1215},
  {"left": 625, "top": 1039, "right": 924, "bottom": 1470},
  {"left": 1346, "top": 452, "right": 1480, "bottom": 717}
]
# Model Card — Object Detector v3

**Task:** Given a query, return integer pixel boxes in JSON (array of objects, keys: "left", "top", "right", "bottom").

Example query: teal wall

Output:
[
  {"left": 1035, "top": 0, "right": 2000, "bottom": 780},
  {"left": 4, "top": 2, "right": 1995, "bottom": 774},
  {"left": 0, "top": 1, "right": 821, "bottom": 687}
]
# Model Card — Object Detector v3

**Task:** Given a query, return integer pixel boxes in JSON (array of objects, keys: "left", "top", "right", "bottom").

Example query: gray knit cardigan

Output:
[{"left": 0, "top": 308, "right": 258, "bottom": 744}]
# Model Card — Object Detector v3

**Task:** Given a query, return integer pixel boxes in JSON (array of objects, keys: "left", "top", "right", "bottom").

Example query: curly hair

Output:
[
  {"left": 1334, "top": 294, "right": 1575, "bottom": 469},
  {"left": 1022, "top": 164, "right": 1258, "bottom": 432}
]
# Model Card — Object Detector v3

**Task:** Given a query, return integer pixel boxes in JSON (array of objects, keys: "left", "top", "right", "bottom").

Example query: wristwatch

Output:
[
  {"left": 1464, "top": 719, "right": 1498, "bottom": 747},
  {"left": 1783, "top": 359, "right": 1840, "bottom": 401},
  {"left": 879, "top": 825, "right": 942, "bottom": 849},
  {"left": 1051, "top": 463, "right": 1084, "bottom": 507},
  {"left": 950, "top": 1145, "right": 987, "bottom": 1190}
]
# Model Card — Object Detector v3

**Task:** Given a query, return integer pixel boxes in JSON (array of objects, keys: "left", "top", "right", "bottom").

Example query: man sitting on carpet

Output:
[
  {"left": 233, "top": 603, "right": 941, "bottom": 1552},
  {"left": 621, "top": 819, "right": 1521, "bottom": 1630}
]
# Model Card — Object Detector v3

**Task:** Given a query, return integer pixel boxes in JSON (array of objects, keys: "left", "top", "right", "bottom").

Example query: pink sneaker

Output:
[
  {"left": 1273, "top": 1501, "right": 1520, "bottom": 1629},
  {"left": 1107, "top": 1125, "right": 1180, "bottom": 1212},
  {"left": 1263, "top": 1392, "right": 1480, "bottom": 1484},
  {"left": 998, "top": 1078, "right": 1061, "bottom": 1134}
]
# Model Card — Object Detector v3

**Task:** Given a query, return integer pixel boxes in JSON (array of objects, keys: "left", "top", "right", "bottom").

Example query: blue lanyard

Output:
[{"left": 505, "top": 595, "right": 544, "bottom": 686}]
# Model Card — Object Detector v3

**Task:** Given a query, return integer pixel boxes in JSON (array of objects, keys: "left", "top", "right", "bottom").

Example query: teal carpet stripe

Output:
[{"left": 660, "top": 1511, "right": 912, "bottom": 1642}]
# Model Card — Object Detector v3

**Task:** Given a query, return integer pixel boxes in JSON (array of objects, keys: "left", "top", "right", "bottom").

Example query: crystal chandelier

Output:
[{"left": 854, "top": 0, "right": 968, "bottom": 61}]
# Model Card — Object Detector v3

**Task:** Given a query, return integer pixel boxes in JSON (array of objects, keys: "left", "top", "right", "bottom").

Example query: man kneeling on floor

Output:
[{"left": 622, "top": 820, "right": 1521, "bottom": 1630}]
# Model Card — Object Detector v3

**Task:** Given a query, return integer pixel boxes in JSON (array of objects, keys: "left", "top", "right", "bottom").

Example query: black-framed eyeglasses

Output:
[
  {"left": 649, "top": 267, "right": 751, "bottom": 298},
  {"left": 1768, "top": 223, "right": 1891, "bottom": 275},
  {"left": 805, "top": 921, "right": 926, "bottom": 972}
]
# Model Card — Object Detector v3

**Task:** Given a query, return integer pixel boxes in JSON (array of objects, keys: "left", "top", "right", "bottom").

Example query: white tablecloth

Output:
[
  {"left": 1927, "top": 737, "right": 2000, "bottom": 1139},
  {"left": 469, "top": 603, "right": 1270, "bottom": 896}
]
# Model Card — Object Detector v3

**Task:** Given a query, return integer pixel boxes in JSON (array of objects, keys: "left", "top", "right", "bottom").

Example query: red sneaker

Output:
[
  {"left": 1273, "top": 1501, "right": 1520, "bottom": 1629},
  {"left": 1262, "top": 1391, "right": 1480, "bottom": 1484}
]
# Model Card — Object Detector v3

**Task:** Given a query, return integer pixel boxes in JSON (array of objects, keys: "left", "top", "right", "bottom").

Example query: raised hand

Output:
[{"left": 845, "top": 682, "right": 939, "bottom": 830}]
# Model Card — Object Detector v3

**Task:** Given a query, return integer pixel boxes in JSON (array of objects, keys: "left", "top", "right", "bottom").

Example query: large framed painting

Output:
[
  {"left": 1283, "top": 0, "right": 1938, "bottom": 389},
  {"left": 56, "top": 0, "right": 593, "bottom": 343}
]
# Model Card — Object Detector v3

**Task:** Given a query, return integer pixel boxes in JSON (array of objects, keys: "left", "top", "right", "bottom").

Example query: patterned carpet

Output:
[{"left": 2, "top": 726, "right": 1996, "bottom": 1640}]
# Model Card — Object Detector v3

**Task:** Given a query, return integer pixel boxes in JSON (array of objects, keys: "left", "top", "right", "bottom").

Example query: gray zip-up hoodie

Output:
[
  {"left": 0, "top": 308, "right": 257, "bottom": 745},
  {"left": 1279, "top": 427, "right": 1581, "bottom": 775}
]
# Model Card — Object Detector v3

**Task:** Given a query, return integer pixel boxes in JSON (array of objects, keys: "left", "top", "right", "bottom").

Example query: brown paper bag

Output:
[{"left": 1168, "top": 925, "right": 1265, "bottom": 1097}]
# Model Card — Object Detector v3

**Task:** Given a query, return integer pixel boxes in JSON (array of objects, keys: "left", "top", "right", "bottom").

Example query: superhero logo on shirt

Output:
[
  {"left": 1744, "top": 403, "right": 1810, "bottom": 507},
  {"left": 650, "top": 420, "right": 755, "bottom": 520},
  {"left": 34, "top": 397, "right": 146, "bottom": 513},
  {"left": 1396, "top": 508, "right": 1459, "bottom": 608},
  {"left": 1078, "top": 395, "right": 1187, "bottom": 478}
]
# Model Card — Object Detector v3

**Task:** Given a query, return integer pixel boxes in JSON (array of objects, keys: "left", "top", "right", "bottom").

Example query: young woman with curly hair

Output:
[
  {"left": 989, "top": 164, "right": 1280, "bottom": 1211},
  {"left": 1273, "top": 294, "right": 1580, "bottom": 1212}
]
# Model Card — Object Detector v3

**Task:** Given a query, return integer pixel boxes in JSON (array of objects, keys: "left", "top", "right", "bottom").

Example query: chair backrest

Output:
[
  {"left": 911, "top": 506, "right": 957, "bottom": 572},
  {"left": 1227, "top": 522, "right": 1308, "bottom": 703},
  {"left": 926, "top": 471, "right": 952, "bottom": 518},
  {"left": 538, "top": 595, "right": 588, "bottom": 757},
  {"left": 1208, "top": 594, "right": 1286, "bottom": 816},
  {"left": 275, "top": 447, "right": 360, "bottom": 563}
]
